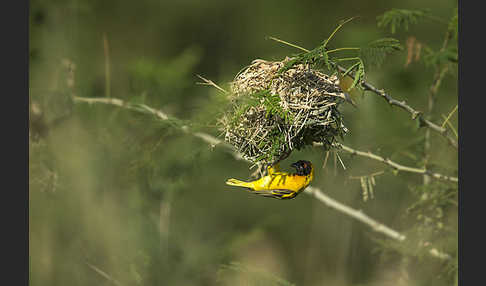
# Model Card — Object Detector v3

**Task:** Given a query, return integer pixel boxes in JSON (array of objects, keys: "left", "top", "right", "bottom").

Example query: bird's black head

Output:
[{"left": 291, "top": 160, "right": 313, "bottom": 176}]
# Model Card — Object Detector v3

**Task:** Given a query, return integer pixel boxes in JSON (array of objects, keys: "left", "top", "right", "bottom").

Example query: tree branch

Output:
[
  {"left": 72, "top": 96, "right": 242, "bottom": 161},
  {"left": 313, "top": 142, "right": 458, "bottom": 183},
  {"left": 305, "top": 186, "right": 405, "bottom": 241},
  {"left": 268, "top": 36, "right": 457, "bottom": 148},
  {"left": 335, "top": 64, "right": 458, "bottom": 149},
  {"left": 304, "top": 186, "right": 451, "bottom": 260}
]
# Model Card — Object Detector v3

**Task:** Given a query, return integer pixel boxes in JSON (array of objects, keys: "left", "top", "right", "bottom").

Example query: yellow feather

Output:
[{"left": 225, "top": 161, "right": 314, "bottom": 199}]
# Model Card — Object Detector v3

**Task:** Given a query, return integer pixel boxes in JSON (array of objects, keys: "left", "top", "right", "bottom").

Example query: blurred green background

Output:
[{"left": 29, "top": 0, "right": 458, "bottom": 285}]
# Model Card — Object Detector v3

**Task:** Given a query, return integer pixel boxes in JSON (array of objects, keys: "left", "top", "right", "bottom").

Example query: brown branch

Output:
[
  {"left": 267, "top": 36, "right": 457, "bottom": 148},
  {"left": 335, "top": 64, "right": 458, "bottom": 149},
  {"left": 196, "top": 74, "right": 228, "bottom": 94}
]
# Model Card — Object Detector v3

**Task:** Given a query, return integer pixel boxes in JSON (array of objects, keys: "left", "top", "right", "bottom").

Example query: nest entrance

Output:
[{"left": 219, "top": 58, "right": 349, "bottom": 164}]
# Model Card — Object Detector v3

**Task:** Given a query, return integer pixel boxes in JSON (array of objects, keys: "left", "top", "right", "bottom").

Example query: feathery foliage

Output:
[
  {"left": 377, "top": 9, "right": 430, "bottom": 34},
  {"left": 423, "top": 46, "right": 458, "bottom": 67},
  {"left": 276, "top": 20, "right": 402, "bottom": 93},
  {"left": 360, "top": 38, "right": 404, "bottom": 68}
]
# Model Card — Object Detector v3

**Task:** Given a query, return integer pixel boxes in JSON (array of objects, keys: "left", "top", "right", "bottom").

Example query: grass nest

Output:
[{"left": 219, "top": 57, "right": 349, "bottom": 165}]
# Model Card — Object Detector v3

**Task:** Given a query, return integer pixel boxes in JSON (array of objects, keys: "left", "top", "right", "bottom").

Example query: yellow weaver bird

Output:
[{"left": 226, "top": 160, "right": 314, "bottom": 199}]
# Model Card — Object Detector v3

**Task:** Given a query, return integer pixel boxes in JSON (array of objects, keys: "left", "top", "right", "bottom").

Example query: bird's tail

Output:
[{"left": 226, "top": 178, "right": 252, "bottom": 188}]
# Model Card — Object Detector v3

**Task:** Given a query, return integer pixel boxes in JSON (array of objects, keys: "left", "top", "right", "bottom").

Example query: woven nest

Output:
[{"left": 219, "top": 58, "right": 349, "bottom": 164}]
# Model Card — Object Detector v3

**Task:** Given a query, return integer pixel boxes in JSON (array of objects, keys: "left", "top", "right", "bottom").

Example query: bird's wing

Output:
[{"left": 251, "top": 189, "right": 297, "bottom": 200}]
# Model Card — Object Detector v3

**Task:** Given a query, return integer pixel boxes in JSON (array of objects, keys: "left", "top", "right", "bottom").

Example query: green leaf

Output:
[
  {"left": 448, "top": 8, "right": 458, "bottom": 41},
  {"left": 278, "top": 18, "right": 357, "bottom": 74},
  {"left": 349, "top": 59, "right": 365, "bottom": 91},
  {"left": 278, "top": 56, "right": 301, "bottom": 74},
  {"left": 377, "top": 9, "right": 430, "bottom": 34},
  {"left": 423, "top": 46, "right": 458, "bottom": 67},
  {"left": 322, "top": 49, "right": 331, "bottom": 70},
  {"left": 342, "top": 62, "right": 360, "bottom": 78},
  {"left": 360, "top": 38, "right": 403, "bottom": 68}
]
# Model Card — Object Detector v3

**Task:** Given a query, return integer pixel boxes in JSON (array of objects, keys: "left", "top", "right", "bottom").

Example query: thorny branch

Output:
[
  {"left": 267, "top": 37, "right": 458, "bottom": 149},
  {"left": 73, "top": 95, "right": 452, "bottom": 260},
  {"left": 334, "top": 64, "right": 458, "bottom": 149}
]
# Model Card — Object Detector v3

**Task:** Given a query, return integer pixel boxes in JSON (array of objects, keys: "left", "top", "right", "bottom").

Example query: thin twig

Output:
[
  {"left": 85, "top": 261, "right": 123, "bottom": 286},
  {"left": 313, "top": 142, "right": 458, "bottom": 183},
  {"left": 323, "top": 17, "right": 358, "bottom": 48},
  {"left": 322, "top": 151, "right": 330, "bottom": 170},
  {"left": 326, "top": 47, "right": 361, "bottom": 54},
  {"left": 441, "top": 105, "right": 458, "bottom": 129},
  {"left": 196, "top": 74, "right": 228, "bottom": 94},
  {"left": 336, "top": 152, "right": 346, "bottom": 170},
  {"left": 441, "top": 114, "right": 458, "bottom": 138},
  {"left": 267, "top": 36, "right": 309, "bottom": 52},
  {"left": 335, "top": 57, "right": 361, "bottom": 62}
]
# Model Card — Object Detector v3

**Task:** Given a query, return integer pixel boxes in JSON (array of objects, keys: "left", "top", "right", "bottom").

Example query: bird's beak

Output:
[{"left": 291, "top": 162, "right": 302, "bottom": 173}]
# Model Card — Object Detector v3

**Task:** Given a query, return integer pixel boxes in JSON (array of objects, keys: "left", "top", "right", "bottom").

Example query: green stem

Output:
[
  {"left": 441, "top": 105, "right": 458, "bottom": 128},
  {"left": 425, "top": 14, "right": 448, "bottom": 25},
  {"left": 335, "top": 57, "right": 360, "bottom": 62},
  {"left": 323, "top": 17, "right": 357, "bottom": 48},
  {"left": 326, "top": 47, "right": 361, "bottom": 54},
  {"left": 441, "top": 114, "right": 458, "bottom": 138},
  {"left": 267, "top": 36, "right": 310, "bottom": 53},
  {"left": 342, "top": 61, "right": 360, "bottom": 77}
]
